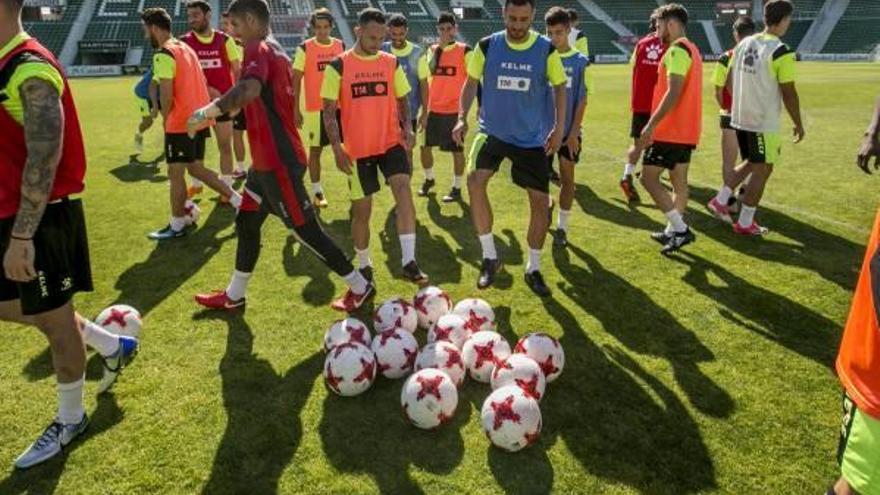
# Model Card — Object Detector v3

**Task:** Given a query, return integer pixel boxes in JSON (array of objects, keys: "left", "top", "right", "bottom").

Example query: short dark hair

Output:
[
  {"left": 649, "top": 11, "right": 659, "bottom": 32},
  {"left": 437, "top": 11, "right": 456, "bottom": 26},
  {"left": 387, "top": 13, "right": 407, "bottom": 28},
  {"left": 310, "top": 7, "right": 333, "bottom": 27},
  {"left": 226, "top": 0, "right": 269, "bottom": 25},
  {"left": 505, "top": 0, "right": 535, "bottom": 8},
  {"left": 186, "top": 0, "right": 210, "bottom": 13},
  {"left": 358, "top": 7, "right": 385, "bottom": 26},
  {"left": 657, "top": 3, "right": 688, "bottom": 26},
  {"left": 764, "top": 0, "right": 794, "bottom": 26},
  {"left": 141, "top": 7, "right": 172, "bottom": 31},
  {"left": 566, "top": 8, "right": 578, "bottom": 23},
  {"left": 2, "top": 0, "right": 24, "bottom": 11},
  {"left": 733, "top": 15, "right": 756, "bottom": 38},
  {"left": 544, "top": 6, "right": 570, "bottom": 27}
]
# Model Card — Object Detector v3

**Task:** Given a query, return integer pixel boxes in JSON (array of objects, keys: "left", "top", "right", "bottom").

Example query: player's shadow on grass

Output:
[
  {"left": 0, "top": 393, "right": 123, "bottom": 495},
  {"left": 554, "top": 244, "right": 734, "bottom": 419},
  {"left": 574, "top": 183, "right": 663, "bottom": 232},
  {"left": 671, "top": 251, "right": 839, "bottom": 367},
  {"left": 380, "top": 206, "right": 462, "bottom": 286},
  {"left": 196, "top": 310, "right": 322, "bottom": 495},
  {"left": 318, "top": 370, "right": 467, "bottom": 494},
  {"left": 687, "top": 185, "right": 862, "bottom": 291},
  {"left": 109, "top": 157, "right": 167, "bottom": 184},
  {"left": 282, "top": 217, "right": 351, "bottom": 306}
]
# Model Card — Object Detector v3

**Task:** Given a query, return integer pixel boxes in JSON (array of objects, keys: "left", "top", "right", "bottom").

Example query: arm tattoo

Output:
[
  {"left": 13, "top": 78, "right": 63, "bottom": 238},
  {"left": 323, "top": 100, "right": 342, "bottom": 145},
  {"left": 216, "top": 79, "right": 261, "bottom": 114},
  {"left": 397, "top": 97, "right": 411, "bottom": 126}
]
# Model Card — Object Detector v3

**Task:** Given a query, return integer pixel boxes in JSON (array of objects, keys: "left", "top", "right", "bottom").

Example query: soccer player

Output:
[
  {"left": 292, "top": 8, "right": 344, "bottom": 208},
  {"left": 222, "top": 11, "right": 249, "bottom": 173},
  {"left": 452, "top": 0, "right": 567, "bottom": 296},
  {"left": 711, "top": 15, "right": 755, "bottom": 214},
  {"left": 620, "top": 12, "right": 664, "bottom": 203},
  {"left": 417, "top": 12, "right": 471, "bottom": 202},
  {"left": 0, "top": 0, "right": 138, "bottom": 468},
  {"left": 182, "top": 0, "right": 246, "bottom": 197},
  {"left": 382, "top": 14, "right": 427, "bottom": 167},
  {"left": 322, "top": 8, "right": 428, "bottom": 285},
  {"left": 545, "top": 7, "right": 589, "bottom": 249},
  {"left": 635, "top": 3, "right": 702, "bottom": 254},
  {"left": 565, "top": 8, "right": 589, "bottom": 56},
  {"left": 706, "top": 0, "right": 804, "bottom": 235},
  {"left": 188, "top": 0, "right": 374, "bottom": 313},
  {"left": 142, "top": 7, "right": 242, "bottom": 240},
  {"left": 133, "top": 67, "right": 159, "bottom": 155}
]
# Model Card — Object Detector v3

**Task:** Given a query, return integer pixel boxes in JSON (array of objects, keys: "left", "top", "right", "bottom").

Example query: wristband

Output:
[{"left": 10, "top": 234, "right": 32, "bottom": 241}]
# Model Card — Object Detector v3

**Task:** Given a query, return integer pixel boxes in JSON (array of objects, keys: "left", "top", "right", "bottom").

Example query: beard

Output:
[{"left": 149, "top": 33, "right": 160, "bottom": 49}]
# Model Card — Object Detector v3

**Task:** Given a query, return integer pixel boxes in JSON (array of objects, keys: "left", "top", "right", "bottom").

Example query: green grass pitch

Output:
[{"left": 0, "top": 62, "right": 877, "bottom": 494}]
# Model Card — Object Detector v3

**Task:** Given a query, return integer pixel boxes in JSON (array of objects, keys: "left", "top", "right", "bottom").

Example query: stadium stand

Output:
[
  {"left": 22, "top": 0, "right": 81, "bottom": 55},
  {"left": 824, "top": 2, "right": 880, "bottom": 54}
]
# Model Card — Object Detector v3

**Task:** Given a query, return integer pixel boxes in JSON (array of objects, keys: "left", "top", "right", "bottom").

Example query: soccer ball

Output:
[
  {"left": 371, "top": 328, "right": 419, "bottom": 379},
  {"left": 461, "top": 331, "right": 511, "bottom": 383},
  {"left": 480, "top": 385, "right": 542, "bottom": 452},
  {"left": 514, "top": 333, "right": 565, "bottom": 383},
  {"left": 491, "top": 354, "right": 547, "bottom": 401},
  {"left": 427, "top": 314, "right": 469, "bottom": 350},
  {"left": 183, "top": 199, "right": 200, "bottom": 226},
  {"left": 324, "top": 342, "right": 376, "bottom": 396},
  {"left": 374, "top": 297, "right": 418, "bottom": 334},
  {"left": 415, "top": 341, "right": 466, "bottom": 387},
  {"left": 413, "top": 286, "right": 452, "bottom": 330},
  {"left": 323, "top": 318, "right": 371, "bottom": 353},
  {"left": 401, "top": 369, "right": 458, "bottom": 429},
  {"left": 95, "top": 304, "right": 142, "bottom": 339},
  {"left": 452, "top": 298, "right": 495, "bottom": 336}
]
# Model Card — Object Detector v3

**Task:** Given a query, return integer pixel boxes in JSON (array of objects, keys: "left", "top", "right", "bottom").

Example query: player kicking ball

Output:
[
  {"left": 321, "top": 8, "right": 429, "bottom": 286},
  {"left": 189, "top": 0, "right": 374, "bottom": 313},
  {"left": 544, "top": 7, "right": 589, "bottom": 249},
  {"left": 453, "top": 0, "right": 567, "bottom": 297}
]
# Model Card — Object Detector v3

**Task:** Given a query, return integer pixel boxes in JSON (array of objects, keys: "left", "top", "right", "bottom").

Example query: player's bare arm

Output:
[
  {"left": 546, "top": 83, "right": 566, "bottom": 155},
  {"left": 780, "top": 82, "right": 804, "bottom": 143},
  {"left": 857, "top": 96, "right": 880, "bottom": 173},
  {"left": 567, "top": 94, "right": 587, "bottom": 155},
  {"left": 418, "top": 77, "right": 429, "bottom": 131},
  {"left": 398, "top": 96, "right": 415, "bottom": 150},
  {"left": 148, "top": 80, "right": 160, "bottom": 119},
  {"left": 187, "top": 78, "right": 260, "bottom": 135},
  {"left": 322, "top": 98, "right": 351, "bottom": 175},
  {"left": 159, "top": 78, "right": 173, "bottom": 122},
  {"left": 3, "top": 78, "right": 63, "bottom": 282},
  {"left": 292, "top": 69, "right": 304, "bottom": 128},
  {"left": 452, "top": 77, "right": 478, "bottom": 146},
  {"left": 637, "top": 73, "right": 684, "bottom": 148}
]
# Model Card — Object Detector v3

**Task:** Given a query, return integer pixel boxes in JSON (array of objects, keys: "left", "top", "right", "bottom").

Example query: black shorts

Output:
[
  {"left": 547, "top": 137, "right": 582, "bottom": 170},
  {"left": 630, "top": 112, "right": 651, "bottom": 139},
  {"left": 736, "top": 129, "right": 781, "bottom": 164},
  {"left": 240, "top": 162, "right": 316, "bottom": 229},
  {"left": 0, "top": 199, "right": 93, "bottom": 316},
  {"left": 720, "top": 114, "right": 733, "bottom": 130},
  {"left": 424, "top": 112, "right": 462, "bottom": 152},
  {"left": 352, "top": 145, "right": 410, "bottom": 200},
  {"left": 643, "top": 141, "right": 695, "bottom": 170},
  {"left": 216, "top": 113, "right": 233, "bottom": 123},
  {"left": 233, "top": 111, "right": 247, "bottom": 131},
  {"left": 473, "top": 134, "right": 550, "bottom": 193},
  {"left": 165, "top": 129, "right": 209, "bottom": 164}
]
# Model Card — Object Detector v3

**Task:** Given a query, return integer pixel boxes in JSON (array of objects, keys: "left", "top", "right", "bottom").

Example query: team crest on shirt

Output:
[{"left": 646, "top": 44, "right": 662, "bottom": 61}]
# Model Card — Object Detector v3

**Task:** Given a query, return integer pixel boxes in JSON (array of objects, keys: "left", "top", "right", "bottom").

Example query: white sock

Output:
[
  {"left": 623, "top": 163, "right": 635, "bottom": 178},
  {"left": 664, "top": 222, "right": 674, "bottom": 235},
  {"left": 312, "top": 182, "right": 323, "bottom": 195},
  {"left": 80, "top": 318, "right": 120, "bottom": 357},
  {"left": 57, "top": 377, "right": 85, "bottom": 425},
  {"left": 399, "top": 233, "right": 416, "bottom": 265},
  {"left": 738, "top": 205, "right": 757, "bottom": 227},
  {"left": 226, "top": 270, "right": 252, "bottom": 301},
  {"left": 424, "top": 168, "right": 435, "bottom": 181},
  {"left": 191, "top": 178, "right": 203, "bottom": 188},
  {"left": 526, "top": 248, "right": 541, "bottom": 274},
  {"left": 715, "top": 185, "right": 732, "bottom": 205},
  {"left": 479, "top": 233, "right": 497, "bottom": 260},
  {"left": 664, "top": 209, "right": 687, "bottom": 233},
  {"left": 221, "top": 175, "right": 234, "bottom": 187},
  {"left": 355, "top": 248, "right": 372, "bottom": 269},
  {"left": 343, "top": 270, "right": 369, "bottom": 294},
  {"left": 452, "top": 175, "right": 462, "bottom": 189},
  {"left": 170, "top": 216, "right": 187, "bottom": 232},
  {"left": 228, "top": 192, "right": 242, "bottom": 209},
  {"left": 558, "top": 209, "right": 571, "bottom": 231},
  {"left": 135, "top": 132, "right": 143, "bottom": 139}
]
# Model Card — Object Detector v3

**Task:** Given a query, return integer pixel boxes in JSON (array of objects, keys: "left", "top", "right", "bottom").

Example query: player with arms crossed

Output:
[
  {"left": 189, "top": 0, "right": 374, "bottom": 313},
  {"left": 452, "top": 0, "right": 567, "bottom": 297}
]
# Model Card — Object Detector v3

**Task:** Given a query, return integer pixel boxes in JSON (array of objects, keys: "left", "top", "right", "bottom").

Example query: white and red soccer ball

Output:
[
  {"left": 324, "top": 342, "right": 376, "bottom": 396},
  {"left": 401, "top": 369, "right": 458, "bottom": 429},
  {"left": 374, "top": 297, "right": 418, "bottom": 334},
  {"left": 461, "top": 331, "right": 511, "bottom": 383},
  {"left": 371, "top": 328, "right": 419, "bottom": 379},
  {"left": 480, "top": 385, "right": 542, "bottom": 452},
  {"left": 96, "top": 304, "right": 142, "bottom": 339},
  {"left": 183, "top": 199, "right": 200, "bottom": 226},
  {"left": 427, "top": 314, "right": 469, "bottom": 350},
  {"left": 413, "top": 286, "right": 452, "bottom": 330},
  {"left": 415, "top": 341, "right": 466, "bottom": 387},
  {"left": 514, "top": 333, "right": 565, "bottom": 383},
  {"left": 452, "top": 298, "right": 495, "bottom": 336},
  {"left": 491, "top": 354, "right": 547, "bottom": 402},
  {"left": 323, "top": 318, "right": 371, "bottom": 353}
]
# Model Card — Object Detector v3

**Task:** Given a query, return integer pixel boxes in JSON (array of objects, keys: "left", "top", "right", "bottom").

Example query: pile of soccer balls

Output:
[{"left": 322, "top": 286, "right": 565, "bottom": 452}]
